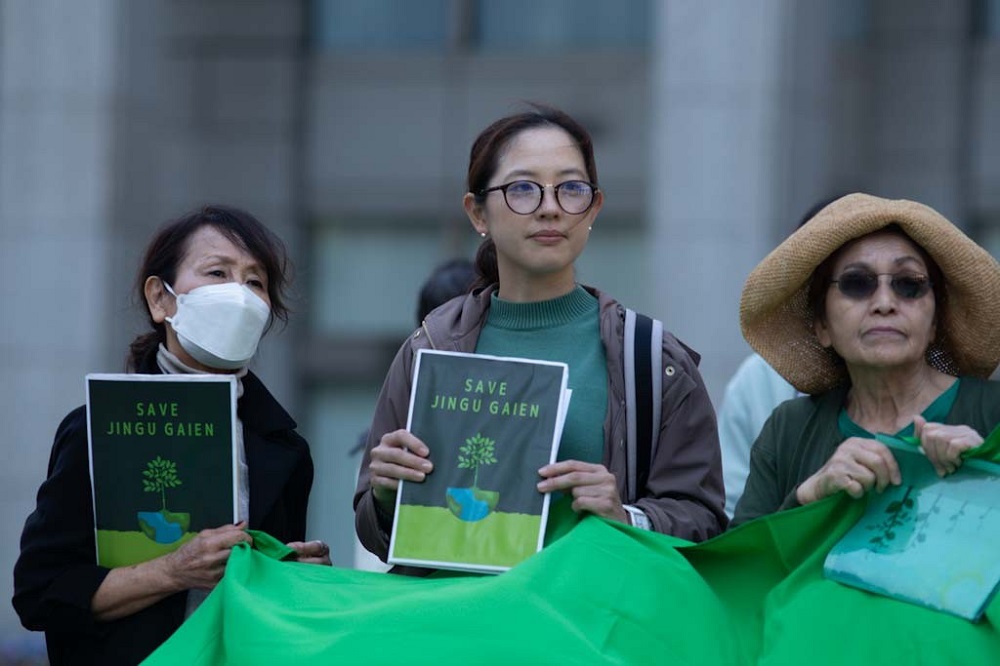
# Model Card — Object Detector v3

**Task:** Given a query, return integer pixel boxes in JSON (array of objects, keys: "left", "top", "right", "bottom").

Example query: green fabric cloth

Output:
[
  {"left": 477, "top": 285, "right": 606, "bottom": 466},
  {"left": 146, "top": 442, "right": 1000, "bottom": 665},
  {"left": 245, "top": 529, "right": 296, "bottom": 561},
  {"left": 146, "top": 500, "right": 743, "bottom": 665}
]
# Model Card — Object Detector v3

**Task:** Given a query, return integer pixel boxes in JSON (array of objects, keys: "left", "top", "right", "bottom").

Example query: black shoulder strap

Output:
[{"left": 624, "top": 308, "right": 663, "bottom": 502}]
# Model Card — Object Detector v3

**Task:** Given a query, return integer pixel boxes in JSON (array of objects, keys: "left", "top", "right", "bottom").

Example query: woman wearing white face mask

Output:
[{"left": 14, "top": 206, "right": 326, "bottom": 665}]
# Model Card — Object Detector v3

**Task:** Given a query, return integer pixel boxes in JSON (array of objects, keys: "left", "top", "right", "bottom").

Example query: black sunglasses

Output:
[{"left": 830, "top": 270, "right": 933, "bottom": 300}]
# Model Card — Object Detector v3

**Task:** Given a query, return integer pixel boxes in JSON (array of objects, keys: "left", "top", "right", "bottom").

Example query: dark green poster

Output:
[
  {"left": 87, "top": 374, "right": 237, "bottom": 568},
  {"left": 388, "top": 350, "right": 569, "bottom": 573}
]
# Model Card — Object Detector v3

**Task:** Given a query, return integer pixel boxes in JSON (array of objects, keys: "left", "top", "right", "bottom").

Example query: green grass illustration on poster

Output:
[
  {"left": 87, "top": 374, "right": 237, "bottom": 568},
  {"left": 389, "top": 350, "right": 569, "bottom": 573}
]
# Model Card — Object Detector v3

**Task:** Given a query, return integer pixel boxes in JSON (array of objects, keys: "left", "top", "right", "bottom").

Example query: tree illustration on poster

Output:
[
  {"left": 447, "top": 432, "right": 499, "bottom": 522},
  {"left": 137, "top": 456, "right": 190, "bottom": 544}
]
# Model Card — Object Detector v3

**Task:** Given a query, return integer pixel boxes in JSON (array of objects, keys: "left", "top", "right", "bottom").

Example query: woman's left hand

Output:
[
  {"left": 286, "top": 540, "right": 332, "bottom": 566},
  {"left": 913, "top": 415, "right": 983, "bottom": 477},
  {"left": 537, "top": 460, "right": 628, "bottom": 524}
]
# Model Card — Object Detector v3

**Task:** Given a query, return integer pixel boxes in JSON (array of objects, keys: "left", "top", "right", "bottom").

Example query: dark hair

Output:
[
  {"left": 127, "top": 205, "right": 292, "bottom": 371},
  {"left": 807, "top": 224, "right": 946, "bottom": 325},
  {"left": 796, "top": 191, "right": 854, "bottom": 231},
  {"left": 468, "top": 104, "right": 599, "bottom": 289},
  {"left": 417, "top": 258, "right": 476, "bottom": 325}
]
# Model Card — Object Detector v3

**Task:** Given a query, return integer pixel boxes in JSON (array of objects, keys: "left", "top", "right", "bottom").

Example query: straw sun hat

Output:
[{"left": 740, "top": 193, "right": 1000, "bottom": 395}]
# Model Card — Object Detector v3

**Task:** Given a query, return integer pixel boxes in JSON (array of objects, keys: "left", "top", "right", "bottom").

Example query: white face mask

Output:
[{"left": 163, "top": 281, "right": 271, "bottom": 370}]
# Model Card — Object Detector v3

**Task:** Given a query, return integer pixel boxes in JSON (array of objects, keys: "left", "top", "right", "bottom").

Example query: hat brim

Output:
[{"left": 740, "top": 193, "right": 1000, "bottom": 394}]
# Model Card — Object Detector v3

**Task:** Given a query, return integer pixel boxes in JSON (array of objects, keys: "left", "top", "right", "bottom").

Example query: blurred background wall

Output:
[{"left": 2, "top": 0, "right": 1000, "bottom": 656}]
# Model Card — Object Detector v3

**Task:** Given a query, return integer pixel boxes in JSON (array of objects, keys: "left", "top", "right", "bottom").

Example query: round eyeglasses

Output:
[
  {"left": 479, "top": 180, "right": 598, "bottom": 215},
  {"left": 829, "top": 270, "right": 932, "bottom": 300}
]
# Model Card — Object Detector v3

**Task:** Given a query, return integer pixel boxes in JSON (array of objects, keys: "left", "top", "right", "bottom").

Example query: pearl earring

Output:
[
  {"left": 480, "top": 232, "right": 487, "bottom": 238},
  {"left": 588, "top": 226, "right": 593, "bottom": 231}
]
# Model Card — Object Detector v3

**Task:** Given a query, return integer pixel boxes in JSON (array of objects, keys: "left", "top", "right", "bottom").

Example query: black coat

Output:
[{"left": 12, "top": 366, "right": 313, "bottom": 665}]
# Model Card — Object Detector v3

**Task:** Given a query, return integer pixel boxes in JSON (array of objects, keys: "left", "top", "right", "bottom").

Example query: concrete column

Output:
[
  {"left": 869, "top": 0, "right": 970, "bottom": 221},
  {"left": 648, "top": 1, "right": 840, "bottom": 403},
  {"left": 0, "top": 0, "right": 120, "bottom": 641},
  {"left": 648, "top": 0, "right": 792, "bottom": 403}
]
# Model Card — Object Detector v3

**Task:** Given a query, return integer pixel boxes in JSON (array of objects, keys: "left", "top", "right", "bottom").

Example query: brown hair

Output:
[
  {"left": 127, "top": 205, "right": 292, "bottom": 371},
  {"left": 467, "top": 104, "right": 599, "bottom": 289}
]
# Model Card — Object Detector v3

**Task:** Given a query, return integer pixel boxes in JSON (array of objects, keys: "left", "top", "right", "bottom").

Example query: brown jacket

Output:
[{"left": 354, "top": 285, "right": 726, "bottom": 565}]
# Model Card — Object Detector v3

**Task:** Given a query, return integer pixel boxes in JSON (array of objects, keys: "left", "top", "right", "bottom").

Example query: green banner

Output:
[{"left": 145, "top": 441, "right": 1000, "bottom": 665}]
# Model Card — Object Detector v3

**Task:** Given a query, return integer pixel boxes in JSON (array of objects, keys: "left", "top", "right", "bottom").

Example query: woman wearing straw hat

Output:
[{"left": 732, "top": 193, "right": 1000, "bottom": 525}]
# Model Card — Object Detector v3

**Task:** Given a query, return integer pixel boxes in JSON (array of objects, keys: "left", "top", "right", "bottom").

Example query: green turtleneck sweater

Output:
[{"left": 475, "top": 286, "right": 607, "bottom": 465}]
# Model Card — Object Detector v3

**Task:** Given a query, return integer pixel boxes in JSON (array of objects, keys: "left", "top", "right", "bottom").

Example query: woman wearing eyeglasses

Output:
[
  {"left": 354, "top": 104, "right": 726, "bottom": 570},
  {"left": 732, "top": 193, "right": 1000, "bottom": 525}
]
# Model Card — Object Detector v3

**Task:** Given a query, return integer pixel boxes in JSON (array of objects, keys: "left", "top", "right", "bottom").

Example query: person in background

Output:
[
  {"left": 415, "top": 258, "right": 477, "bottom": 330},
  {"left": 350, "top": 257, "right": 477, "bottom": 457},
  {"left": 718, "top": 354, "right": 799, "bottom": 518},
  {"left": 13, "top": 206, "right": 327, "bottom": 665},
  {"left": 354, "top": 104, "right": 726, "bottom": 572},
  {"left": 733, "top": 193, "right": 1000, "bottom": 525}
]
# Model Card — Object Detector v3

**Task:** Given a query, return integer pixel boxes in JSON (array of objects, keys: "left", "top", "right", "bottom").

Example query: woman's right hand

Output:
[
  {"left": 92, "top": 521, "right": 252, "bottom": 621},
  {"left": 795, "top": 437, "right": 902, "bottom": 505},
  {"left": 162, "top": 522, "right": 252, "bottom": 590},
  {"left": 913, "top": 415, "right": 983, "bottom": 477},
  {"left": 369, "top": 429, "right": 433, "bottom": 509}
]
